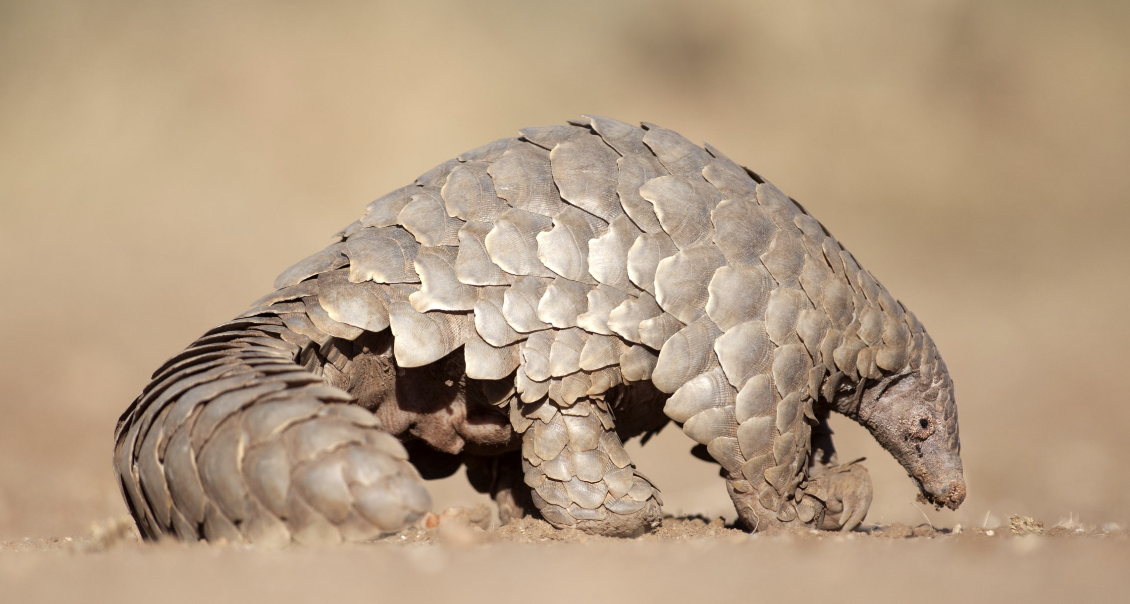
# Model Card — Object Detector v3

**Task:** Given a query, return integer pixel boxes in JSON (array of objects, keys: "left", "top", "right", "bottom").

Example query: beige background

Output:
[{"left": 1, "top": 0, "right": 1128, "bottom": 550}]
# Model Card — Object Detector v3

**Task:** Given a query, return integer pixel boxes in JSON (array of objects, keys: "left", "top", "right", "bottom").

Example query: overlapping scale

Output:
[
  {"left": 274, "top": 243, "right": 349, "bottom": 290},
  {"left": 519, "top": 125, "right": 586, "bottom": 151},
  {"left": 587, "top": 214, "right": 643, "bottom": 294},
  {"left": 625, "top": 231, "right": 678, "bottom": 295},
  {"left": 397, "top": 187, "right": 463, "bottom": 247},
  {"left": 652, "top": 317, "right": 723, "bottom": 393},
  {"left": 582, "top": 114, "right": 649, "bottom": 156},
  {"left": 576, "top": 284, "right": 628, "bottom": 336},
  {"left": 711, "top": 197, "right": 777, "bottom": 266},
  {"left": 607, "top": 291, "right": 661, "bottom": 343},
  {"left": 484, "top": 208, "right": 554, "bottom": 277},
  {"left": 639, "top": 175, "right": 721, "bottom": 250},
  {"left": 344, "top": 227, "right": 420, "bottom": 284},
  {"left": 615, "top": 153, "right": 667, "bottom": 234},
  {"left": 409, "top": 246, "right": 478, "bottom": 312},
  {"left": 487, "top": 144, "right": 564, "bottom": 217},
  {"left": 653, "top": 245, "right": 726, "bottom": 324},
  {"left": 536, "top": 277, "right": 590, "bottom": 329},
  {"left": 315, "top": 271, "right": 390, "bottom": 332},
  {"left": 440, "top": 161, "right": 506, "bottom": 223},
  {"left": 550, "top": 132, "right": 623, "bottom": 222},
  {"left": 454, "top": 221, "right": 515, "bottom": 286},
  {"left": 536, "top": 205, "right": 607, "bottom": 283},
  {"left": 641, "top": 123, "right": 713, "bottom": 179},
  {"left": 702, "top": 144, "right": 759, "bottom": 199},
  {"left": 387, "top": 302, "right": 473, "bottom": 368},
  {"left": 705, "top": 265, "right": 773, "bottom": 331},
  {"left": 473, "top": 286, "right": 523, "bottom": 347}
]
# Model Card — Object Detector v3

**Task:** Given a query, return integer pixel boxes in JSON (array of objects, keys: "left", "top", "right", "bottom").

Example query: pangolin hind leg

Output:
[
  {"left": 518, "top": 396, "right": 662, "bottom": 537},
  {"left": 465, "top": 451, "right": 537, "bottom": 525}
]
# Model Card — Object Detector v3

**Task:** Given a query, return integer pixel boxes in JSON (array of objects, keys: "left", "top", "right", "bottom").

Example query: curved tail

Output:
[{"left": 113, "top": 307, "right": 430, "bottom": 546}]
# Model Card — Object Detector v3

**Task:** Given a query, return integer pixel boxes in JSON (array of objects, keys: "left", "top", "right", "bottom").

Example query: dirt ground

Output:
[
  {"left": 1, "top": 1, "right": 1129, "bottom": 601},
  {"left": 3, "top": 514, "right": 1129, "bottom": 603}
]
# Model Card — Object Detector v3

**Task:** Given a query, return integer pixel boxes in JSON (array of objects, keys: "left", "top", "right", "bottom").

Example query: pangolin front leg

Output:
[
  {"left": 803, "top": 407, "right": 873, "bottom": 531},
  {"left": 722, "top": 405, "right": 872, "bottom": 532},
  {"left": 804, "top": 462, "right": 873, "bottom": 532},
  {"left": 518, "top": 397, "right": 662, "bottom": 537}
]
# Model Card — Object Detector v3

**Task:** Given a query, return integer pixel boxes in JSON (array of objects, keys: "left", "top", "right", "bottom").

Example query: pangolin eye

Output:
[{"left": 911, "top": 417, "right": 933, "bottom": 440}]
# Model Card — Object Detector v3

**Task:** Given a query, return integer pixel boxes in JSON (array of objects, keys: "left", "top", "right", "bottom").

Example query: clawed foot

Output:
[{"left": 804, "top": 462, "right": 873, "bottom": 532}]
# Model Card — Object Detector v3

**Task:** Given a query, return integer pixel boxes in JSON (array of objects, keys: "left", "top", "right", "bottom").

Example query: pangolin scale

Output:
[{"left": 113, "top": 116, "right": 965, "bottom": 545}]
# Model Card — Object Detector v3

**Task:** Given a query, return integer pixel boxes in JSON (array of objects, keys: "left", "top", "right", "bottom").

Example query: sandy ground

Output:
[
  {"left": 3, "top": 514, "right": 1129, "bottom": 603},
  {"left": 2, "top": 0, "right": 1129, "bottom": 600}
]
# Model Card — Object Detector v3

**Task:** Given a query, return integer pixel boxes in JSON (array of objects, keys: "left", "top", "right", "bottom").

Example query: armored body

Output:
[{"left": 114, "top": 117, "right": 965, "bottom": 545}]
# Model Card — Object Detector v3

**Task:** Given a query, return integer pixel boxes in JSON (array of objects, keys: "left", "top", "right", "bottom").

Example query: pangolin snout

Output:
[{"left": 920, "top": 476, "right": 966, "bottom": 510}]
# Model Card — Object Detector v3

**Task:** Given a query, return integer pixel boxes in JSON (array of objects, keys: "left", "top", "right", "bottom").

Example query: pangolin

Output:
[{"left": 113, "top": 116, "right": 965, "bottom": 544}]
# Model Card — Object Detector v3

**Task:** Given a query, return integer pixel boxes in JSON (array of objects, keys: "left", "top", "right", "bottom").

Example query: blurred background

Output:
[{"left": 1, "top": 0, "right": 1127, "bottom": 541}]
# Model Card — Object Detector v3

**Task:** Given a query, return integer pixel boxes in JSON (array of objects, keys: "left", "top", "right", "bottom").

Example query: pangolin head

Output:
[{"left": 856, "top": 330, "right": 965, "bottom": 510}]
